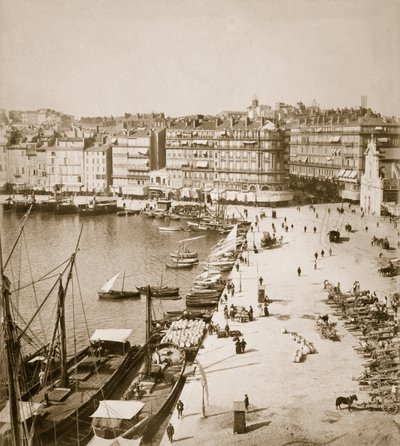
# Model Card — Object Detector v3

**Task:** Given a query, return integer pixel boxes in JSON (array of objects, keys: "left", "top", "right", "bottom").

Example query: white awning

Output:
[
  {"left": 337, "top": 169, "right": 346, "bottom": 177},
  {"left": 90, "top": 400, "right": 145, "bottom": 419},
  {"left": 181, "top": 161, "right": 189, "bottom": 167},
  {"left": 326, "top": 157, "right": 332, "bottom": 161},
  {"left": 342, "top": 170, "right": 352, "bottom": 178},
  {"left": 243, "top": 141, "right": 256, "bottom": 144},
  {"left": 90, "top": 329, "right": 132, "bottom": 344},
  {"left": 377, "top": 138, "right": 388, "bottom": 143},
  {"left": 0, "top": 401, "right": 42, "bottom": 423},
  {"left": 196, "top": 161, "right": 209, "bottom": 168},
  {"left": 193, "top": 140, "right": 208, "bottom": 146},
  {"left": 303, "top": 156, "right": 308, "bottom": 163},
  {"left": 330, "top": 136, "right": 341, "bottom": 143},
  {"left": 349, "top": 170, "right": 358, "bottom": 179}
]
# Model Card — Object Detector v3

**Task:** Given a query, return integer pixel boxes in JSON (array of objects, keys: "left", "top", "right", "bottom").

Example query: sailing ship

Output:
[
  {"left": 98, "top": 272, "right": 140, "bottom": 299},
  {"left": 0, "top": 222, "right": 143, "bottom": 445},
  {"left": 88, "top": 288, "right": 206, "bottom": 445}
]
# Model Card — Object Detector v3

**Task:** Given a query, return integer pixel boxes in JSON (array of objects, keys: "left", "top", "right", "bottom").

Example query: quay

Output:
[{"left": 160, "top": 203, "right": 400, "bottom": 446}]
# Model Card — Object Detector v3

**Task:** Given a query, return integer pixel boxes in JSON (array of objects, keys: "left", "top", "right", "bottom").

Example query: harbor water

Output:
[{"left": 0, "top": 207, "right": 224, "bottom": 352}]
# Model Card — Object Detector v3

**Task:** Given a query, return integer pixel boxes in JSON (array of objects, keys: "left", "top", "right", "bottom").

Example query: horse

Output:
[{"left": 335, "top": 394, "right": 358, "bottom": 411}]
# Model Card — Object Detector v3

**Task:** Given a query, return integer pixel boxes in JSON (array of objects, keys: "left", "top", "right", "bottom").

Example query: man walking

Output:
[
  {"left": 297, "top": 266, "right": 301, "bottom": 277},
  {"left": 167, "top": 422, "right": 175, "bottom": 443},
  {"left": 240, "top": 338, "right": 247, "bottom": 353},
  {"left": 177, "top": 400, "right": 184, "bottom": 419}
]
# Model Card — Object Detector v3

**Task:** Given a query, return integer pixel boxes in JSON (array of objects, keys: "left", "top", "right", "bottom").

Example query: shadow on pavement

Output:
[
  {"left": 174, "top": 436, "right": 194, "bottom": 443},
  {"left": 246, "top": 420, "right": 272, "bottom": 433}
]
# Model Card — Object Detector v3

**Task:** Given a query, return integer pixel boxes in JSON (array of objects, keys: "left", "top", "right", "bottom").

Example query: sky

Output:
[{"left": 0, "top": 0, "right": 399, "bottom": 118}]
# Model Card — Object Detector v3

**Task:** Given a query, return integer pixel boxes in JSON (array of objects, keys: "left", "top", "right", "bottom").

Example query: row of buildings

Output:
[{"left": 1, "top": 99, "right": 399, "bottom": 214}]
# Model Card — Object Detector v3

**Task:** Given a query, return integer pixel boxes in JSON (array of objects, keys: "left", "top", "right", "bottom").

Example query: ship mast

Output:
[
  {"left": 145, "top": 286, "right": 152, "bottom": 376},
  {"left": 43, "top": 226, "right": 83, "bottom": 388},
  {"left": 1, "top": 234, "right": 23, "bottom": 446},
  {"left": 0, "top": 212, "right": 31, "bottom": 446}
]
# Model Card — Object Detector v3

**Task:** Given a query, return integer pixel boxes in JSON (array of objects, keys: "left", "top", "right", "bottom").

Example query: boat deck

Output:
[{"left": 33, "top": 353, "right": 126, "bottom": 437}]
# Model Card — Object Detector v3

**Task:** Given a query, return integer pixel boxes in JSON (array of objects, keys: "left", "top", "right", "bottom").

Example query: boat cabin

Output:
[
  {"left": 90, "top": 329, "right": 132, "bottom": 356},
  {"left": 90, "top": 400, "right": 145, "bottom": 439}
]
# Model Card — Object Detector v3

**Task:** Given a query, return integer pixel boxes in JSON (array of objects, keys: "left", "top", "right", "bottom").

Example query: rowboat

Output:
[
  {"left": 137, "top": 286, "right": 179, "bottom": 297},
  {"left": 165, "top": 261, "right": 194, "bottom": 269},
  {"left": 98, "top": 272, "right": 140, "bottom": 299},
  {"left": 159, "top": 226, "right": 181, "bottom": 232}
]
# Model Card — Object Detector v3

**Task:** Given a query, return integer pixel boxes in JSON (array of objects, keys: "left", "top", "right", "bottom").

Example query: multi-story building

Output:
[
  {"left": 84, "top": 144, "right": 112, "bottom": 193},
  {"left": 110, "top": 127, "right": 166, "bottom": 197},
  {"left": 289, "top": 115, "right": 400, "bottom": 201},
  {"left": 165, "top": 116, "right": 290, "bottom": 203},
  {"left": 47, "top": 137, "right": 86, "bottom": 192},
  {"left": 360, "top": 138, "right": 400, "bottom": 216}
]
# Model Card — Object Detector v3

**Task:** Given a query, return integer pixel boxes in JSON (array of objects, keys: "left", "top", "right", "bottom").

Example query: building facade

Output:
[
  {"left": 46, "top": 137, "right": 86, "bottom": 192},
  {"left": 289, "top": 116, "right": 400, "bottom": 201},
  {"left": 110, "top": 127, "right": 166, "bottom": 196},
  {"left": 84, "top": 145, "right": 111, "bottom": 193},
  {"left": 165, "top": 116, "right": 289, "bottom": 203}
]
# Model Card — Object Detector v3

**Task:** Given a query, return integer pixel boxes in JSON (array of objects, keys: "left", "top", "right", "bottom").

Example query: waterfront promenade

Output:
[{"left": 160, "top": 203, "right": 400, "bottom": 446}]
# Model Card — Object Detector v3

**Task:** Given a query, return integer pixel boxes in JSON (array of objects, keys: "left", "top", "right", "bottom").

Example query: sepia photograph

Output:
[{"left": 0, "top": 0, "right": 399, "bottom": 445}]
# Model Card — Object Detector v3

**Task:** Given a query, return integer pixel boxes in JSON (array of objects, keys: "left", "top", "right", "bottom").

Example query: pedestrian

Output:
[
  {"left": 377, "top": 222, "right": 379, "bottom": 228},
  {"left": 236, "top": 263, "right": 239, "bottom": 272},
  {"left": 304, "top": 226, "right": 307, "bottom": 233},
  {"left": 316, "top": 213, "right": 318, "bottom": 219},
  {"left": 329, "top": 247, "right": 332, "bottom": 256},
  {"left": 328, "top": 208, "right": 330, "bottom": 214},
  {"left": 314, "top": 260, "right": 317, "bottom": 270},
  {"left": 297, "top": 266, "right": 301, "bottom": 277},
  {"left": 264, "top": 303, "right": 269, "bottom": 317},
  {"left": 244, "top": 394, "right": 249, "bottom": 411},
  {"left": 167, "top": 422, "right": 175, "bottom": 443},
  {"left": 314, "top": 252, "right": 318, "bottom": 261},
  {"left": 240, "top": 338, "right": 247, "bottom": 353},
  {"left": 313, "top": 226, "right": 317, "bottom": 233},
  {"left": 235, "top": 339, "right": 241, "bottom": 354},
  {"left": 259, "top": 276, "right": 263, "bottom": 285},
  {"left": 321, "top": 249, "right": 325, "bottom": 257},
  {"left": 248, "top": 305, "right": 254, "bottom": 321},
  {"left": 177, "top": 400, "right": 184, "bottom": 419},
  {"left": 365, "top": 226, "right": 368, "bottom": 232},
  {"left": 291, "top": 224, "right": 294, "bottom": 230},
  {"left": 284, "top": 217, "right": 287, "bottom": 222},
  {"left": 231, "top": 283, "right": 235, "bottom": 297}
]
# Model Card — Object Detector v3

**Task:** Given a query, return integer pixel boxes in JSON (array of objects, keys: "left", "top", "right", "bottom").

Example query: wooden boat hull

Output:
[
  {"left": 33, "top": 346, "right": 144, "bottom": 444},
  {"left": 159, "top": 226, "right": 181, "bottom": 232},
  {"left": 79, "top": 204, "right": 118, "bottom": 216},
  {"left": 98, "top": 290, "right": 140, "bottom": 299},
  {"left": 137, "top": 286, "right": 179, "bottom": 297},
  {"left": 165, "top": 262, "right": 194, "bottom": 269},
  {"left": 54, "top": 204, "right": 78, "bottom": 215}
]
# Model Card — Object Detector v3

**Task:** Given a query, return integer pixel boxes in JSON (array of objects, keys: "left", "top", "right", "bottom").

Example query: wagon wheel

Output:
[{"left": 383, "top": 401, "right": 398, "bottom": 415}]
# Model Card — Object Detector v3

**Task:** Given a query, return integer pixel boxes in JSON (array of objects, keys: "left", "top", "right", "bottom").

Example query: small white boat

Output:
[
  {"left": 170, "top": 235, "right": 204, "bottom": 259},
  {"left": 159, "top": 226, "right": 181, "bottom": 232}
]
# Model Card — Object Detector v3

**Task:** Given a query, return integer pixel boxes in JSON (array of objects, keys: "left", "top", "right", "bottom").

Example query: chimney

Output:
[
  {"left": 215, "top": 117, "right": 221, "bottom": 127},
  {"left": 192, "top": 118, "right": 199, "bottom": 128},
  {"left": 260, "top": 117, "right": 265, "bottom": 126},
  {"left": 245, "top": 117, "right": 250, "bottom": 127},
  {"left": 230, "top": 116, "right": 235, "bottom": 127}
]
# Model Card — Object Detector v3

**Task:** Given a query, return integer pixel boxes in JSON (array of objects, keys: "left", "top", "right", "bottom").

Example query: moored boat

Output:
[
  {"left": 137, "top": 285, "right": 179, "bottom": 297},
  {"left": 159, "top": 226, "right": 181, "bottom": 232},
  {"left": 98, "top": 272, "right": 140, "bottom": 299},
  {"left": 54, "top": 200, "right": 78, "bottom": 215},
  {"left": 79, "top": 198, "right": 118, "bottom": 216}
]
